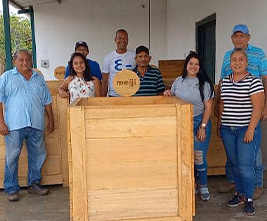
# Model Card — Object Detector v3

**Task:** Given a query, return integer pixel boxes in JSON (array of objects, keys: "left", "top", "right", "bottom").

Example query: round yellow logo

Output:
[{"left": 113, "top": 70, "right": 140, "bottom": 97}]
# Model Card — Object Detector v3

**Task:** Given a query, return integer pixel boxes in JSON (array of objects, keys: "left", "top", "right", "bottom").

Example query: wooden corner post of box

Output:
[
  {"left": 69, "top": 106, "right": 88, "bottom": 220},
  {"left": 176, "top": 103, "right": 195, "bottom": 219}
]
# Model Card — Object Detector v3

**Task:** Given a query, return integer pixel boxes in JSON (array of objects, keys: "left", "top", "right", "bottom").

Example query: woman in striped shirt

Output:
[{"left": 218, "top": 48, "right": 264, "bottom": 216}]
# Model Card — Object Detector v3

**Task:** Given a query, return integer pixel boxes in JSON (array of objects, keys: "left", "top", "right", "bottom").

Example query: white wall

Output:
[
  {"left": 167, "top": 0, "right": 267, "bottom": 83},
  {"left": 34, "top": 0, "right": 167, "bottom": 79},
  {"left": 150, "top": 0, "right": 167, "bottom": 65}
]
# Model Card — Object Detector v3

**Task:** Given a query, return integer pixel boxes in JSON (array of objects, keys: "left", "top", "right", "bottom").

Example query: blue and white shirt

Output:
[
  {"left": 102, "top": 50, "right": 135, "bottom": 96},
  {"left": 221, "top": 44, "right": 267, "bottom": 79},
  {"left": 133, "top": 65, "right": 165, "bottom": 96},
  {"left": 0, "top": 67, "right": 52, "bottom": 131}
]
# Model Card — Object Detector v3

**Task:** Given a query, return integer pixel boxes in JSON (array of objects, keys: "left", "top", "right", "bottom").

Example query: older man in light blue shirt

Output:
[{"left": 0, "top": 49, "right": 54, "bottom": 202}]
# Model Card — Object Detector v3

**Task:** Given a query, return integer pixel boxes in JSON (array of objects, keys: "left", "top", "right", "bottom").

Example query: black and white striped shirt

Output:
[{"left": 221, "top": 74, "right": 264, "bottom": 127}]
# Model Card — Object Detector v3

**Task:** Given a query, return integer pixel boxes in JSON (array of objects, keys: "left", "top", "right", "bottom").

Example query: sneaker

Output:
[
  {"left": 227, "top": 194, "right": 245, "bottom": 207},
  {"left": 218, "top": 181, "right": 235, "bottom": 193},
  {"left": 244, "top": 200, "right": 255, "bottom": 216},
  {"left": 28, "top": 182, "right": 49, "bottom": 195},
  {"left": 200, "top": 186, "right": 210, "bottom": 201},
  {"left": 7, "top": 192, "right": 19, "bottom": 202},
  {"left": 253, "top": 187, "right": 263, "bottom": 200}
]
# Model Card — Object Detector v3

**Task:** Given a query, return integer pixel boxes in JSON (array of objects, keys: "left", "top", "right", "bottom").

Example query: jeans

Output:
[
  {"left": 194, "top": 114, "right": 212, "bottom": 186},
  {"left": 4, "top": 127, "right": 47, "bottom": 194},
  {"left": 225, "top": 124, "right": 264, "bottom": 187},
  {"left": 220, "top": 124, "right": 260, "bottom": 199}
]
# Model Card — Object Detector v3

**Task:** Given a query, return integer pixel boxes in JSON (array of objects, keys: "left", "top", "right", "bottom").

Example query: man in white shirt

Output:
[{"left": 102, "top": 29, "right": 135, "bottom": 97}]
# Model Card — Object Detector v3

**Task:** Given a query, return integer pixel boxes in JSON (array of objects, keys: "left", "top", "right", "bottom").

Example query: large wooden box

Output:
[
  {"left": 68, "top": 96, "right": 194, "bottom": 221},
  {"left": 0, "top": 81, "right": 69, "bottom": 188}
]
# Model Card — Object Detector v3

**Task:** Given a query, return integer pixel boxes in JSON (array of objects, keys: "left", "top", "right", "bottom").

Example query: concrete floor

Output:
[
  {"left": 0, "top": 186, "right": 70, "bottom": 221},
  {"left": 0, "top": 175, "right": 266, "bottom": 221},
  {"left": 194, "top": 175, "right": 267, "bottom": 221}
]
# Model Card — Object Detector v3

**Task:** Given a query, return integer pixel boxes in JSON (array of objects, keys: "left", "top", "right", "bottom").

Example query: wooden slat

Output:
[
  {"left": 67, "top": 107, "right": 73, "bottom": 219},
  {"left": 85, "top": 116, "right": 176, "bottom": 139},
  {"left": 80, "top": 96, "right": 184, "bottom": 107},
  {"left": 113, "top": 218, "right": 182, "bottom": 221},
  {"left": 84, "top": 106, "right": 177, "bottom": 119},
  {"left": 206, "top": 84, "right": 226, "bottom": 175},
  {"left": 177, "top": 104, "right": 194, "bottom": 220},
  {"left": 45, "top": 140, "right": 60, "bottom": 156},
  {"left": 88, "top": 186, "right": 178, "bottom": 221},
  {"left": 42, "top": 156, "right": 62, "bottom": 175},
  {"left": 86, "top": 136, "right": 177, "bottom": 189},
  {"left": 158, "top": 60, "right": 184, "bottom": 79},
  {"left": 0, "top": 175, "right": 63, "bottom": 188},
  {"left": 86, "top": 136, "right": 176, "bottom": 164},
  {"left": 70, "top": 107, "right": 88, "bottom": 221},
  {"left": 57, "top": 96, "right": 69, "bottom": 186}
]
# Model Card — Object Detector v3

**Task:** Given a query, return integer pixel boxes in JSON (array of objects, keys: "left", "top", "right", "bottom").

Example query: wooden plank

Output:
[
  {"left": 0, "top": 175, "right": 63, "bottom": 188},
  {"left": 42, "top": 156, "right": 62, "bottom": 175},
  {"left": 86, "top": 136, "right": 177, "bottom": 189},
  {"left": 206, "top": 84, "right": 226, "bottom": 175},
  {"left": 1, "top": 151, "right": 61, "bottom": 176},
  {"left": 45, "top": 140, "right": 60, "bottom": 156},
  {"left": 88, "top": 186, "right": 178, "bottom": 221},
  {"left": 113, "top": 218, "right": 182, "bottom": 221},
  {"left": 70, "top": 107, "right": 88, "bottom": 221},
  {"left": 86, "top": 136, "right": 176, "bottom": 164},
  {"left": 208, "top": 167, "right": 226, "bottom": 176},
  {"left": 84, "top": 106, "right": 177, "bottom": 119},
  {"left": 84, "top": 96, "right": 182, "bottom": 106},
  {"left": 57, "top": 96, "right": 69, "bottom": 186},
  {"left": 85, "top": 117, "right": 176, "bottom": 139},
  {"left": 158, "top": 60, "right": 184, "bottom": 79},
  {"left": 67, "top": 107, "right": 73, "bottom": 220},
  {"left": 176, "top": 104, "right": 193, "bottom": 221}
]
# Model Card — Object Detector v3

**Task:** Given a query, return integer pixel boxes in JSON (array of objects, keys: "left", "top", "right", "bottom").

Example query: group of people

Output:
[
  {"left": 57, "top": 25, "right": 266, "bottom": 216},
  {"left": 58, "top": 29, "right": 165, "bottom": 101},
  {"left": 0, "top": 24, "right": 265, "bottom": 217}
]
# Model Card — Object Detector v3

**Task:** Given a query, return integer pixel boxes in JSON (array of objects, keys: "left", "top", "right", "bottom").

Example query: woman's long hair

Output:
[
  {"left": 68, "top": 52, "right": 92, "bottom": 81},
  {"left": 182, "top": 51, "right": 214, "bottom": 101}
]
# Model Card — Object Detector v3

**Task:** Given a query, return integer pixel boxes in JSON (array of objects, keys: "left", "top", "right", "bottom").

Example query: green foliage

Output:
[{"left": 0, "top": 13, "right": 32, "bottom": 63}]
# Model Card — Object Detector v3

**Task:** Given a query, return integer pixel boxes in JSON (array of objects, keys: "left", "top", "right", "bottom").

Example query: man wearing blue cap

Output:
[
  {"left": 64, "top": 41, "right": 102, "bottom": 81},
  {"left": 218, "top": 24, "right": 267, "bottom": 200}
]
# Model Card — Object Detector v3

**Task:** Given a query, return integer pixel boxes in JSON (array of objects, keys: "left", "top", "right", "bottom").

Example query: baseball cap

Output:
[
  {"left": 75, "top": 41, "right": 89, "bottom": 50},
  {"left": 233, "top": 24, "right": 249, "bottom": 34}
]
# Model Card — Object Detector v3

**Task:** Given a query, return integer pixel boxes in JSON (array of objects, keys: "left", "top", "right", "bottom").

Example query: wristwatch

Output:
[{"left": 199, "top": 122, "right": 207, "bottom": 130}]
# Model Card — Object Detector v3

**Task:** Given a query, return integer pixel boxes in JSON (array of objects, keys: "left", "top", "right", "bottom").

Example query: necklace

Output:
[{"left": 230, "top": 73, "right": 249, "bottom": 84}]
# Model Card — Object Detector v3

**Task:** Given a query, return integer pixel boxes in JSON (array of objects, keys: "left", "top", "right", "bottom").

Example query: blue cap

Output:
[{"left": 233, "top": 24, "right": 249, "bottom": 34}]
